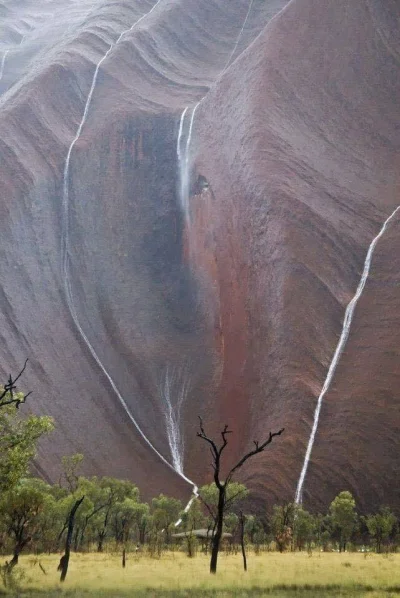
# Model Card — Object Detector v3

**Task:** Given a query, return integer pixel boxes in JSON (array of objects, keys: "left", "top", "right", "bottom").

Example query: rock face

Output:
[{"left": 0, "top": 0, "right": 399, "bottom": 511}]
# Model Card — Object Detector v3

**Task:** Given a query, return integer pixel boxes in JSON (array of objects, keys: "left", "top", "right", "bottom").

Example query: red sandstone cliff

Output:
[
  {"left": 0, "top": 0, "right": 398, "bottom": 511},
  {"left": 191, "top": 0, "right": 400, "bottom": 511}
]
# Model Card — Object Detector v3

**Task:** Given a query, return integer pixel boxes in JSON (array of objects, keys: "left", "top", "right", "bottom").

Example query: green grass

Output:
[{"left": 3, "top": 551, "right": 400, "bottom": 597}]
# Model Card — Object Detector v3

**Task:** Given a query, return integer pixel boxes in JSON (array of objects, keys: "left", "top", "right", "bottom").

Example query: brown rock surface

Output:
[
  {"left": 0, "top": 0, "right": 399, "bottom": 512},
  {"left": 192, "top": 0, "right": 400, "bottom": 511}
]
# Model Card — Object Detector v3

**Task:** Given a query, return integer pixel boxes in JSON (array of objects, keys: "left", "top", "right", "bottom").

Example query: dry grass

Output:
[{"left": 5, "top": 550, "right": 400, "bottom": 597}]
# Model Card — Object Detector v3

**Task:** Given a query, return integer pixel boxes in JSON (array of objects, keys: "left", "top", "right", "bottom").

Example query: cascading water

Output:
[
  {"left": 295, "top": 205, "right": 400, "bottom": 504},
  {"left": 177, "top": 106, "right": 189, "bottom": 220},
  {"left": 172, "top": 0, "right": 257, "bottom": 514},
  {"left": 0, "top": 50, "right": 9, "bottom": 82},
  {"left": 160, "top": 365, "right": 191, "bottom": 476},
  {"left": 177, "top": 105, "right": 199, "bottom": 227},
  {"left": 61, "top": 0, "right": 199, "bottom": 506},
  {"left": 177, "top": 0, "right": 255, "bottom": 229}
]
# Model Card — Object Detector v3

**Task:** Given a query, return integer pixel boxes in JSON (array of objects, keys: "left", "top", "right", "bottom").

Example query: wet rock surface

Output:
[{"left": 0, "top": 0, "right": 399, "bottom": 511}]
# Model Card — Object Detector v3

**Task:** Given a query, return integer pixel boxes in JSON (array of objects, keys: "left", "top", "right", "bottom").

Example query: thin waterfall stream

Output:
[
  {"left": 295, "top": 205, "right": 400, "bottom": 504},
  {"left": 160, "top": 365, "right": 191, "bottom": 476},
  {"left": 171, "top": 0, "right": 257, "bottom": 514},
  {"left": 175, "top": 2, "right": 400, "bottom": 508},
  {"left": 177, "top": 104, "right": 199, "bottom": 225},
  {"left": 177, "top": 0, "right": 255, "bottom": 228},
  {"left": 171, "top": 1, "right": 258, "bottom": 513},
  {"left": 61, "top": 0, "right": 198, "bottom": 511},
  {"left": 0, "top": 50, "right": 9, "bottom": 82}
]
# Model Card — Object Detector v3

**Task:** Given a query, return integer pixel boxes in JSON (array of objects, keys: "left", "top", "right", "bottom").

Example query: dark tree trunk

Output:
[
  {"left": 73, "top": 528, "right": 80, "bottom": 552},
  {"left": 59, "top": 496, "right": 84, "bottom": 582},
  {"left": 239, "top": 512, "right": 247, "bottom": 572},
  {"left": 79, "top": 527, "right": 86, "bottom": 551},
  {"left": 97, "top": 508, "right": 111, "bottom": 553},
  {"left": 122, "top": 548, "right": 126, "bottom": 568},
  {"left": 210, "top": 488, "right": 225, "bottom": 574},
  {"left": 196, "top": 419, "right": 284, "bottom": 575},
  {"left": 7, "top": 537, "right": 31, "bottom": 572},
  {"left": 8, "top": 554, "right": 18, "bottom": 570},
  {"left": 97, "top": 533, "right": 105, "bottom": 553}
]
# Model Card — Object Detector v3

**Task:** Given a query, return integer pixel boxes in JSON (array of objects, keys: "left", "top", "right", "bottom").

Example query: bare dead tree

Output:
[
  {"left": 197, "top": 417, "right": 284, "bottom": 574},
  {"left": 58, "top": 496, "right": 85, "bottom": 582}
]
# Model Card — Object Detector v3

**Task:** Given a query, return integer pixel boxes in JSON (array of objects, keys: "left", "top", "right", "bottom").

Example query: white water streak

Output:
[
  {"left": 0, "top": 50, "right": 9, "bottom": 82},
  {"left": 177, "top": 106, "right": 189, "bottom": 218},
  {"left": 177, "top": 0, "right": 254, "bottom": 227},
  {"left": 173, "top": 1, "right": 258, "bottom": 517},
  {"left": 63, "top": 0, "right": 165, "bottom": 277},
  {"left": 224, "top": 0, "right": 255, "bottom": 69},
  {"left": 174, "top": 487, "right": 199, "bottom": 527},
  {"left": 295, "top": 205, "right": 400, "bottom": 504},
  {"left": 160, "top": 365, "right": 190, "bottom": 475},
  {"left": 177, "top": 107, "right": 188, "bottom": 163},
  {"left": 178, "top": 104, "right": 199, "bottom": 225},
  {"left": 61, "top": 0, "right": 198, "bottom": 495}
]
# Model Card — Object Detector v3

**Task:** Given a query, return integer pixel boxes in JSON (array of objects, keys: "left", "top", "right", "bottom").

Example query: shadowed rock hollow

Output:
[{"left": 0, "top": 0, "right": 399, "bottom": 511}]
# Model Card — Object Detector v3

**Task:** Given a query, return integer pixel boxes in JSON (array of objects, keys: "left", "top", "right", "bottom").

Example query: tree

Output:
[
  {"left": 329, "top": 491, "right": 357, "bottom": 552},
  {"left": 180, "top": 497, "right": 205, "bottom": 533},
  {"left": 365, "top": 507, "right": 397, "bottom": 553},
  {"left": 82, "top": 477, "right": 139, "bottom": 552},
  {"left": 34, "top": 490, "right": 64, "bottom": 553},
  {"left": 197, "top": 417, "right": 284, "bottom": 573},
  {"left": 138, "top": 510, "right": 151, "bottom": 544},
  {"left": 239, "top": 511, "right": 247, "bottom": 571},
  {"left": 244, "top": 514, "right": 265, "bottom": 549},
  {"left": 199, "top": 481, "right": 248, "bottom": 528},
  {"left": 58, "top": 496, "right": 85, "bottom": 582},
  {"left": 178, "top": 498, "right": 205, "bottom": 558},
  {"left": 61, "top": 454, "right": 84, "bottom": 492},
  {"left": 293, "top": 506, "right": 317, "bottom": 551},
  {"left": 198, "top": 482, "right": 246, "bottom": 558},
  {"left": 152, "top": 494, "right": 182, "bottom": 544},
  {"left": 66, "top": 478, "right": 107, "bottom": 551},
  {"left": 111, "top": 498, "right": 149, "bottom": 546},
  {"left": 0, "top": 478, "right": 54, "bottom": 569},
  {"left": 270, "top": 503, "right": 295, "bottom": 552},
  {"left": 0, "top": 363, "right": 53, "bottom": 492}
]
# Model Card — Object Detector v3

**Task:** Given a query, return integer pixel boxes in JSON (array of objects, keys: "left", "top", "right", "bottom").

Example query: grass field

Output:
[{"left": 5, "top": 551, "right": 400, "bottom": 597}]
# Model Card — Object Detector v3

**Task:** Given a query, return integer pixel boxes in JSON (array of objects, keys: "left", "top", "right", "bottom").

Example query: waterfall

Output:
[
  {"left": 0, "top": 50, "right": 9, "bottom": 82},
  {"left": 176, "top": 0, "right": 254, "bottom": 227},
  {"left": 177, "top": 104, "right": 199, "bottom": 227},
  {"left": 177, "top": 106, "right": 188, "bottom": 219},
  {"left": 160, "top": 365, "right": 190, "bottom": 476},
  {"left": 159, "top": 364, "right": 200, "bottom": 528},
  {"left": 295, "top": 205, "right": 400, "bottom": 504},
  {"left": 61, "top": 0, "right": 198, "bottom": 498},
  {"left": 172, "top": 1, "right": 257, "bottom": 517}
]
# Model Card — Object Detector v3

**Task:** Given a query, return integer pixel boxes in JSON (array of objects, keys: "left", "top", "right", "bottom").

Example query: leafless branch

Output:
[
  {"left": 197, "top": 416, "right": 218, "bottom": 460},
  {"left": 226, "top": 428, "right": 285, "bottom": 483},
  {"left": 219, "top": 424, "right": 232, "bottom": 458},
  {"left": 196, "top": 416, "right": 284, "bottom": 574},
  {"left": 0, "top": 359, "right": 31, "bottom": 409},
  {"left": 197, "top": 493, "right": 217, "bottom": 523}
]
